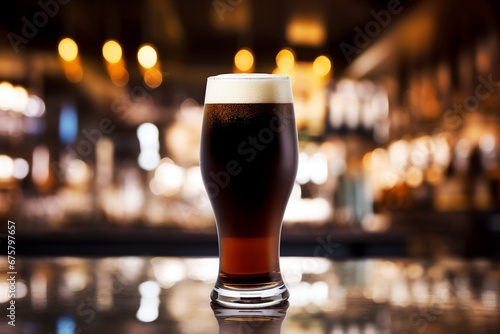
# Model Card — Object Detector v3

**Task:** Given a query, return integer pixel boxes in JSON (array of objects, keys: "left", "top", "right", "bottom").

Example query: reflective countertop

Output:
[{"left": 1, "top": 257, "right": 499, "bottom": 333}]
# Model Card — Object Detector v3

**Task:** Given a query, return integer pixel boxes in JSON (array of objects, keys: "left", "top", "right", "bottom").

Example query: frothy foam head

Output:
[{"left": 204, "top": 74, "right": 293, "bottom": 104}]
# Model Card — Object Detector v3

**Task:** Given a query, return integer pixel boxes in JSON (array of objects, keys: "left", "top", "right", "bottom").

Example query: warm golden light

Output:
[
  {"left": 12, "top": 86, "right": 28, "bottom": 112},
  {"left": 152, "top": 158, "right": 186, "bottom": 196},
  {"left": 107, "top": 63, "right": 129, "bottom": 87},
  {"left": 286, "top": 17, "right": 326, "bottom": 47},
  {"left": 362, "top": 152, "right": 372, "bottom": 170},
  {"left": 234, "top": 48, "right": 254, "bottom": 72},
  {"left": 371, "top": 148, "right": 389, "bottom": 168},
  {"left": 96, "top": 138, "right": 114, "bottom": 188},
  {"left": 313, "top": 55, "right": 331, "bottom": 76},
  {"left": 137, "top": 44, "right": 158, "bottom": 69},
  {"left": 426, "top": 164, "right": 444, "bottom": 185},
  {"left": 63, "top": 61, "right": 83, "bottom": 83},
  {"left": 0, "top": 155, "right": 14, "bottom": 179},
  {"left": 406, "top": 166, "right": 424, "bottom": 188},
  {"left": 58, "top": 38, "right": 83, "bottom": 84},
  {"left": 0, "top": 82, "right": 14, "bottom": 111},
  {"left": 65, "top": 159, "right": 91, "bottom": 186},
  {"left": 32, "top": 145, "right": 50, "bottom": 187},
  {"left": 102, "top": 40, "right": 122, "bottom": 64},
  {"left": 144, "top": 68, "right": 163, "bottom": 88},
  {"left": 58, "top": 38, "right": 78, "bottom": 62},
  {"left": 276, "top": 49, "right": 295, "bottom": 72}
]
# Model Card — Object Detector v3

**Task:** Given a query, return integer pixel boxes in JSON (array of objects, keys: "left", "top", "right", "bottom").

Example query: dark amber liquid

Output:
[{"left": 200, "top": 103, "right": 298, "bottom": 283}]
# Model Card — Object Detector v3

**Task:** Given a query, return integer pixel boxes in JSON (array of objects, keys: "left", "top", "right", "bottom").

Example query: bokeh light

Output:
[
  {"left": 23, "top": 95, "right": 45, "bottom": 117},
  {"left": 136, "top": 281, "right": 161, "bottom": 323},
  {"left": 108, "top": 64, "right": 129, "bottom": 87},
  {"left": 13, "top": 158, "right": 29, "bottom": 180},
  {"left": 151, "top": 158, "right": 186, "bottom": 196},
  {"left": 102, "top": 40, "right": 123, "bottom": 64},
  {"left": 58, "top": 38, "right": 78, "bottom": 62},
  {"left": 313, "top": 55, "right": 332, "bottom": 76},
  {"left": 65, "top": 159, "right": 91, "bottom": 186},
  {"left": 406, "top": 166, "right": 424, "bottom": 188},
  {"left": 12, "top": 86, "right": 28, "bottom": 112},
  {"left": 0, "top": 155, "right": 14, "bottom": 179},
  {"left": 137, "top": 123, "right": 160, "bottom": 150},
  {"left": 144, "top": 68, "right": 163, "bottom": 88},
  {"left": 276, "top": 48, "right": 295, "bottom": 72},
  {"left": 138, "top": 150, "right": 161, "bottom": 171},
  {"left": 234, "top": 48, "right": 254, "bottom": 72},
  {"left": 64, "top": 61, "right": 83, "bottom": 83},
  {"left": 137, "top": 44, "right": 158, "bottom": 69},
  {"left": 0, "top": 82, "right": 15, "bottom": 110}
]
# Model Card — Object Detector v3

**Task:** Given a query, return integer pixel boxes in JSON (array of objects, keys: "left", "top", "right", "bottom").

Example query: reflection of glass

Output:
[
  {"left": 212, "top": 301, "right": 288, "bottom": 334},
  {"left": 200, "top": 74, "right": 298, "bottom": 307}
]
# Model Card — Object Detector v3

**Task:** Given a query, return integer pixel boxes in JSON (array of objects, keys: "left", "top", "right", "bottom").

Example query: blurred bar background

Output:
[{"left": 0, "top": 0, "right": 499, "bottom": 258}]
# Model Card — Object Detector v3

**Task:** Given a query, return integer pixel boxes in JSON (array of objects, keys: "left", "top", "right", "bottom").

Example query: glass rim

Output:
[{"left": 207, "top": 73, "right": 290, "bottom": 81}]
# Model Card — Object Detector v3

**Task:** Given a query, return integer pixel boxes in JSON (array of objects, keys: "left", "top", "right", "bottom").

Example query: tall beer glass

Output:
[{"left": 200, "top": 74, "right": 298, "bottom": 308}]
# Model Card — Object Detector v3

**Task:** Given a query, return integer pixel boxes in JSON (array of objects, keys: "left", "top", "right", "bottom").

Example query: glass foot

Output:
[{"left": 211, "top": 283, "right": 289, "bottom": 308}]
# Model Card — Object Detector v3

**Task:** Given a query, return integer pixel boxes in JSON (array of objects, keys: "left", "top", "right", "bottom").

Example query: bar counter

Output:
[{"left": 1, "top": 257, "right": 499, "bottom": 333}]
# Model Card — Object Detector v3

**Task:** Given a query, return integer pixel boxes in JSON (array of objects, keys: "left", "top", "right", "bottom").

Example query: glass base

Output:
[{"left": 211, "top": 282, "right": 289, "bottom": 308}]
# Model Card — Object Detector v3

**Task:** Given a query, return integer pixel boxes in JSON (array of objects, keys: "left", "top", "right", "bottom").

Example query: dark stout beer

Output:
[
  {"left": 200, "top": 74, "right": 297, "bottom": 307},
  {"left": 201, "top": 103, "right": 297, "bottom": 276}
]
